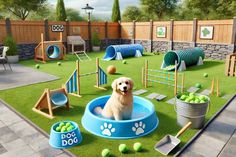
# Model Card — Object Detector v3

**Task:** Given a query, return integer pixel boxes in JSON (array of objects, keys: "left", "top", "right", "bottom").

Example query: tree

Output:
[
  {"left": 66, "top": 8, "right": 84, "bottom": 21},
  {"left": 56, "top": 0, "right": 67, "bottom": 21},
  {"left": 122, "top": 6, "right": 142, "bottom": 22},
  {"left": 27, "top": 3, "right": 56, "bottom": 20},
  {"left": 215, "top": 0, "right": 236, "bottom": 19},
  {"left": 140, "top": 0, "right": 178, "bottom": 20},
  {"left": 111, "top": 0, "right": 121, "bottom": 22},
  {"left": 0, "top": 0, "right": 46, "bottom": 20}
]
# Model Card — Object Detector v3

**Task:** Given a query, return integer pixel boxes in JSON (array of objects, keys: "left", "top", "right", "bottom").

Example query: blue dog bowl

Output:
[
  {"left": 82, "top": 95, "right": 159, "bottom": 139},
  {"left": 49, "top": 121, "right": 82, "bottom": 149}
]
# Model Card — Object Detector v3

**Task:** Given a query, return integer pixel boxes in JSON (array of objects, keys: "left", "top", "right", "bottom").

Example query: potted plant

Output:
[
  {"left": 3, "top": 35, "right": 19, "bottom": 63},
  {"left": 91, "top": 32, "right": 101, "bottom": 52}
]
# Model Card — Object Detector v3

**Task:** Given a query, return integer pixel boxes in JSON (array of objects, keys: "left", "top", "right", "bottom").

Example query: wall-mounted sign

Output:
[
  {"left": 72, "top": 26, "right": 81, "bottom": 35},
  {"left": 200, "top": 26, "right": 214, "bottom": 39},
  {"left": 156, "top": 26, "right": 166, "bottom": 38},
  {"left": 51, "top": 25, "right": 64, "bottom": 32}
]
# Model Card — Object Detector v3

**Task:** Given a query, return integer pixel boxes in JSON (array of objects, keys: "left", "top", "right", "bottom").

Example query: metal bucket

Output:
[{"left": 175, "top": 96, "right": 210, "bottom": 129}]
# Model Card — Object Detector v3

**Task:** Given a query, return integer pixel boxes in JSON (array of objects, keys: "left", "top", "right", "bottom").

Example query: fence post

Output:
[
  {"left": 66, "top": 19, "right": 70, "bottom": 36},
  {"left": 105, "top": 21, "right": 108, "bottom": 48},
  {"left": 231, "top": 17, "right": 236, "bottom": 53},
  {"left": 118, "top": 21, "right": 122, "bottom": 44},
  {"left": 132, "top": 20, "right": 136, "bottom": 44},
  {"left": 149, "top": 20, "right": 153, "bottom": 52},
  {"left": 88, "top": 20, "right": 92, "bottom": 52},
  {"left": 44, "top": 19, "right": 49, "bottom": 41},
  {"left": 191, "top": 18, "right": 197, "bottom": 48},
  {"left": 5, "top": 18, "right": 12, "bottom": 36},
  {"left": 169, "top": 19, "right": 174, "bottom": 50}
]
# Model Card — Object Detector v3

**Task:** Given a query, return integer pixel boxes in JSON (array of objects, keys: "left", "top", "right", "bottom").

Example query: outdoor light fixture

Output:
[{"left": 82, "top": 3, "right": 94, "bottom": 21}]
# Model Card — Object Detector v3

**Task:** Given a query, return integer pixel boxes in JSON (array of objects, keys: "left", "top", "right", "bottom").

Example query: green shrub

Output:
[
  {"left": 3, "top": 36, "right": 18, "bottom": 56},
  {"left": 91, "top": 32, "right": 101, "bottom": 46}
]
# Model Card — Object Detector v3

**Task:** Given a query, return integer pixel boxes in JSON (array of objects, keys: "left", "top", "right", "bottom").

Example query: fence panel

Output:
[
  {"left": 0, "top": 21, "right": 6, "bottom": 43},
  {"left": 196, "top": 20, "right": 233, "bottom": 44},
  {"left": 68, "top": 22, "right": 88, "bottom": 40},
  {"left": 108, "top": 22, "right": 119, "bottom": 39},
  {"left": 91, "top": 22, "right": 106, "bottom": 39},
  {"left": 135, "top": 22, "right": 150, "bottom": 40},
  {"left": 121, "top": 22, "right": 133, "bottom": 39},
  {"left": 173, "top": 21, "right": 193, "bottom": 42}
]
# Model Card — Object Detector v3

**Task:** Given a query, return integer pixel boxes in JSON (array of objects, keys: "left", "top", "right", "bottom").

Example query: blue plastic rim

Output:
[
  {"left": 50, "top": 93, "right": 68, "bottom": 106},
  {"left": 46, "top": 45, "right": 60, "bottom": 59},
  {"left": 49, "top": 121, "right": 82, "bottom": 149},
  {"left": 82, "top": 95, "right": 159, "bottom": 139},
  {"left": 103, "top": 44, "right": 144, "bottom": 61}
]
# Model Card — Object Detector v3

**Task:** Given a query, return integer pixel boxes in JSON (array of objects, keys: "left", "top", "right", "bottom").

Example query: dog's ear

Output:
[
  {"left": 111, "top": 79, "right": 117, "bottom": 91},
  {"left": 128, "top": 78, "right": 134, "bottom": 90}
]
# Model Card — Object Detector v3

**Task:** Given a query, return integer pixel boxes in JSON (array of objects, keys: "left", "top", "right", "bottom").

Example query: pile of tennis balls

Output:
[
  {"left": 101, "top": 142, "right": 142, "bottom": 157},
  {"left": 178, "top": 93, "right": 209, "bottom": 104},
  {"left": 55, "top": 122, "right": 74, "bottom": 133}
]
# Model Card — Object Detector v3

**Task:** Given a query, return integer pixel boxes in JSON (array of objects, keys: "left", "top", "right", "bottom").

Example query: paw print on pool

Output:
[
  {"left": 132, "top": 121, "right": 145, "bottom": 135},
  {"left": 100, "top": 123, "right": 115, "bottom": 136}
]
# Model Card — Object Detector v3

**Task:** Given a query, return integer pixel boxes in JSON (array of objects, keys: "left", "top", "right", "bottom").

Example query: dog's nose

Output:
[{"left": 123, "top": 86, "right": 127, "bottom": 90}]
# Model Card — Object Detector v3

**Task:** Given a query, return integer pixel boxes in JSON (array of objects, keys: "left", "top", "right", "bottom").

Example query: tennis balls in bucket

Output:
[
  {"left": 107, "top": 65, "right": 116, "bottom": 74},
  {"left": 57, "top": 62, "right": 62, "bottom": 66},
  {"left": 35, "top": 64, "right": 40, "bottom": 69},
  {"left": 133, "top": 142, "right": 142, "bottom": 152},
  {"left": 101, "top": 149, "right": 110, "bottom": 157},
  {"left": 119, "top": 144, "right": 128, "bottom": 153},
  {"left": 122, "top": 60, "right": 127, "bottom": 64}
]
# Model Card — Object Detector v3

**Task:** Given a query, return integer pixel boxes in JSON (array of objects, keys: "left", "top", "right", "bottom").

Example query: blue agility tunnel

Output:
[
  {"left": 46, "top": 45, "right": 61, "bottom": 59},
  {"left": 103, "top": 44, "right": 144, "bottom": 61}
]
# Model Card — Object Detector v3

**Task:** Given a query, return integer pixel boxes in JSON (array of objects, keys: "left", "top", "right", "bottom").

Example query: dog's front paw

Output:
[
  {"left": 132, "top": 121, "right": 145, "bottom": 135},
  {"left": 100, "top": 123, "right": 115, "bottom": 136}
]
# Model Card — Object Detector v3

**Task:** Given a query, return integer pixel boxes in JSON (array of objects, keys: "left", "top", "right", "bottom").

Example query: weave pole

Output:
[{"left": 142, "top": 60, "right": 185, "bottom": 95}]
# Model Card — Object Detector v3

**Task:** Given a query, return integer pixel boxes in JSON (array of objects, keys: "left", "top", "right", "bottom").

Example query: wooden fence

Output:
[{"left": 0, "top": 18, "right": 235, "bottom": 46}]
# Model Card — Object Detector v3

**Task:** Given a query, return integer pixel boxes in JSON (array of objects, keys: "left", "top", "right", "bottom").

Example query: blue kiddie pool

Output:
[{"left": 82, "top": 95, "right": 159, "bottom": 139}]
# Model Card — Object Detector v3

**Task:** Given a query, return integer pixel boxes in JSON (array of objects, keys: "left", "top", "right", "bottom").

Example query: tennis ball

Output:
[
  {"left": 119, "top": 144, "right": 128, "bottom": 153},
  {"left": 180, "top": 95, "right": 187, "bottom": 100},
  {"left": 195, "top": 83, "right": 202, "bottom": 88},
  {"left": 67, "top": 126, "right": 73, "bottom": 132},
  {"left": 59, "top": 122, "right": 65, "bottom": 127},
  {"left": 65, "top": 122, "right": 71, "bottom": 127},
  {"left": 35, "top": 64, "right": 40, "bottom": 69},
  {"left": 55, "top": 127, "right": 61, "bottom": 132},
  {"left": 200, "top": 100, "right": 205, "bottom": 103},
  {"left": 122, "top": 60, "right": 127, "bottom": 64},
  {"left": 57, "top": 62, "right": 62, "bottom": 66},
  {"left": 203, "top": 73, "right": 208, "bottom": 78},
  {"left": 61, "top": 126, "right": 67, "bottom": 132},
  {"left": 101, "top": 149, "right": 110, "bottom": 157},
  {"left": 133, "top": 142, "right": 142, "bottom": 152}
]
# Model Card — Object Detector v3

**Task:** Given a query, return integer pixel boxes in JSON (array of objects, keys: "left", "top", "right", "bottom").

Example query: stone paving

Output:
[
  {"left": 0, "top": 64, "right": 59, "bottom": 90},
  {"left": 175, "top": 95, "right": 236, "bottom": 157},
  {"left": 0, "top": 100, "right": 75, "bottom": 157}
]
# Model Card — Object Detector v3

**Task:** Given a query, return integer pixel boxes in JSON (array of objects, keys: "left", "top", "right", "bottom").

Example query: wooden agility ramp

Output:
[{"left": 32, "top": 88, "right": 69, "bottom": 119}]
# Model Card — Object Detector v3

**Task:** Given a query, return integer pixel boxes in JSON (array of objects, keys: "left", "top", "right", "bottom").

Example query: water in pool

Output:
[{"left": 92, "top": 103, "right": 150, "bottom": 120}]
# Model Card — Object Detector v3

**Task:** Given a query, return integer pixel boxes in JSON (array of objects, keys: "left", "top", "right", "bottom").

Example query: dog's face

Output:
[{"left": 112, "top": 77, "right": 134, "bottom": 95}]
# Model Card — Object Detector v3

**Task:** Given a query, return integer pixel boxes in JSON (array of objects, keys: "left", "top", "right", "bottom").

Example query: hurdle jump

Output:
[
  {"left": 65, "top": 58, "right": 107, "bottom": 97},
  {"left": 142, "top": 60, "right": 185, "bottom": 95}
]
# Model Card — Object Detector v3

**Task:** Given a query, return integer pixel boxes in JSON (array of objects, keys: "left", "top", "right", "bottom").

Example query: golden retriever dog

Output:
[{"left": 94, "top": 77, "right": 134, "bottom": 120}]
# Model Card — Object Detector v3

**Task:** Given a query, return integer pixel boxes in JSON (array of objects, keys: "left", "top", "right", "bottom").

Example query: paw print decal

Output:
[
  {"left": 100, "top": 123, "right": 115, "bottom": 136},
  {"left": 132, "top": 121, "right": 145, "bottom": 135}
]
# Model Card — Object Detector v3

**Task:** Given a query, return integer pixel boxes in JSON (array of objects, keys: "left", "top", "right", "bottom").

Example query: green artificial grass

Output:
[{"left": 0, "top": 52, "right": 235, "bottom": 157}]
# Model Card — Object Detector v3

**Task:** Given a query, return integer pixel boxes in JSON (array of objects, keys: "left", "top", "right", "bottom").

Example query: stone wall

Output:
[
  {"left": 101, "top": 39, "right": 121, "bottom": 50},
  {"left": 134, "top": 40, "right": 150, "bottom": 52},
  {"left": 18, "top": 44, "right": 37, "bottom": 60},
  {"left": 173, "top": 42, "right": 192, "bottom": 50},
  {"left": 152, "top": 41, "right": 169, "bottom": 53},
  {"left": 196, "top": 43, "right": 234, "bottom": 60}
]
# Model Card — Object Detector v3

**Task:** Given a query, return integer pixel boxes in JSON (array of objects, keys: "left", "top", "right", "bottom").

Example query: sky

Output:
[{"left": 48, "top": 0, "right": 140, "bottom": 19}]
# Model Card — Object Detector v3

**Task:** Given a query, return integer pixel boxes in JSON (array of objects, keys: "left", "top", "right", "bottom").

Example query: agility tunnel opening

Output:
[
  {"left": 103, "top": 44, "right": 144, "bottom": 61},
  {"left": 46, "top": 45, "right": 61, "bottom": 59},
  {"left": 162, "top": 47, "right": 205, "bottom": 71}
]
